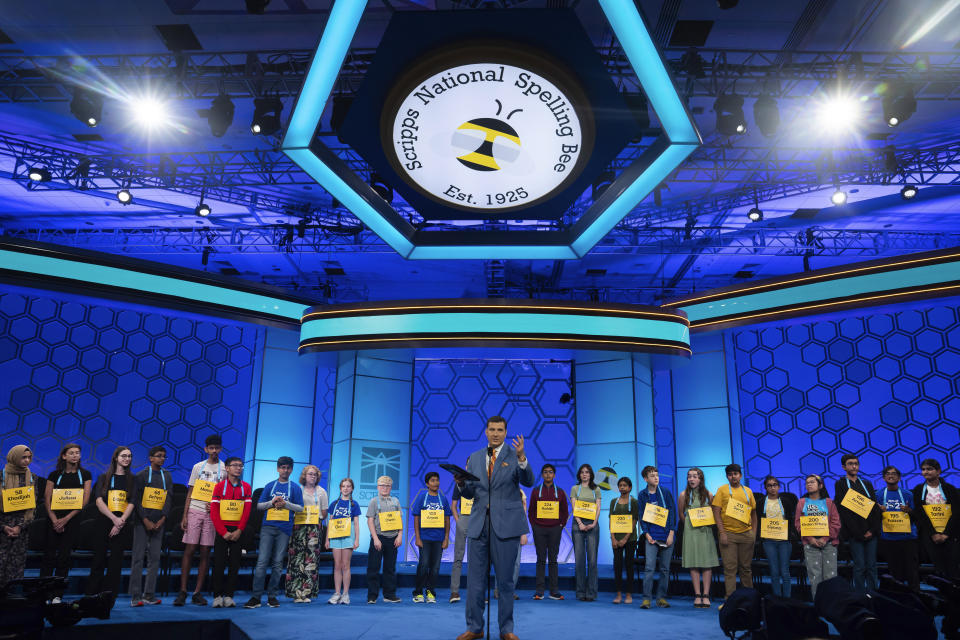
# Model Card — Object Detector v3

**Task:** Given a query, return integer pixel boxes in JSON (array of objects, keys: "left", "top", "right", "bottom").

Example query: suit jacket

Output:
[
  {"left": 911, "top": 480, "right": 959, "bottom": 539},
  {"left": 459, "top": 444, "right": 534, "bottom": 540}
]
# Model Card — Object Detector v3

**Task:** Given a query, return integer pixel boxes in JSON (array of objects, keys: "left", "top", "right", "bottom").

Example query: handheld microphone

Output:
[{"left": 487, "top": 446, "right": 494, "bottom": 457}]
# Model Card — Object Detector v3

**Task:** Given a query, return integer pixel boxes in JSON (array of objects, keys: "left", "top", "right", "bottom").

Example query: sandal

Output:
[
  {"left": 613, "top": 595, "right": 622, "bottom": 604},
  {"left": 702, "top": 598, "right": 712, "bottom": 608},
  {"left": 624, "top": 595, "right": 633, "bottom": 604},
  {"left": 693, "top": 596, "right": 703, "bottom": 608}
]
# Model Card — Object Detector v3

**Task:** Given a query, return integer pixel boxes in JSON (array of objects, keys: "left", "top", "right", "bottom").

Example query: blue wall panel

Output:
[
  {"left": 672, "top": 350, "right": 727, "bottom": 410},
  {"left": 575, "top": 377, "right": 635, "bottom": 444},
  {"left": 253, "top": 404, "right": 314, "bottom": 461},
  {"left": 0, "top": 284, "right": 259, "bottom": 479},
  {"left": 673, "top": 407, "right": 733, "bottom": 468},
  {"left": 260, "top": 345, "right": 316, "bottom": 407},
  {"left": 353, "top": 376, "right": 413, "bottom": 442}
]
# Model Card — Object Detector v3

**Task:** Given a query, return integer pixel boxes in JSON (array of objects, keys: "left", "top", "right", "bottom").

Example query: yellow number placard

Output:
[
  {"left": 923, "top": 504, "right": 952, "bottom": 533},
  {"left": 191, "top": 479, "right": 216, "bottom": 503},
  {"left": 329, "top": 516, "right": 351, "bottom": 538},
  {"left": 266, "top": 507, "right": 290, "bottom": 522},
  {"left": 2, "top": 485, "right": 35, "bottom": 512},
  {"left": 219, "top": 499, "right": 244, "bottom": 521},
  {"left": 725, "top": 499, "right": 752, "bottom": 524},
  {"left": 141, "top": 487, "right": 167, "bottom": 510},
  {"left": 610, "top": 514, "right": 633, "bottom": 534},
  {"left": 51, "top": 488, "right": 83, "bottom": 510},
  {"left": 537, "top": 500, "right": 560, "bottom": 519},
  {"left": 688, "top": 506, "right": 715, "bottom": 527},
  {"left": 379, "top": 510, "right": 402, "bottom": 531},
  {"left": 761, "top": 518, "right": 788, "bottom": 540},
  {"left": 882, "top": 511, "right": 911, "bottom": 533},
  {"left": 642, "top": 503, "right": 669, "bottom": 528},
  {"left": 107, "top": 490, "right": 128, "bottom": 512},
  {"left": 800, "top": 514, "right": 829, "bottom": 537},
  {"left": 295, "top": 505, "right": 320, "bottom": 525},
  {"left": 840, "top": 490, "right": 875, "bottom": 519},
  {"left": 573, "top": 499, "right": 596, "bottom": 520},
  {"left": 460, "top": 498, "right": 473, "bottom": 516},
  {"left": 421, "top": 509, "right": 444, "bottom": 528}
]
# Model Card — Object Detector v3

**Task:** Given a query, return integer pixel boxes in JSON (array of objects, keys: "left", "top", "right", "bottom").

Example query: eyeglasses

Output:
[{"left": 765, "top": 483, "right": 778, "bottom": 488}]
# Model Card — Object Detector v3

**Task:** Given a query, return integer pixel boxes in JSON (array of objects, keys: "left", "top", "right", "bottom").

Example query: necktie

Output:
[{"left": 488, "top": 449, "right": 497, "bottom": 481}]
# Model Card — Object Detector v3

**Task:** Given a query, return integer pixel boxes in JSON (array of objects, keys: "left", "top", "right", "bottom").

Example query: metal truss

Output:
[
  {"left": 3, "top": 47, "right": 960, "bottom": 103},
  {"left": 5, "top": 224, "right": 956, "bottom": 258}
]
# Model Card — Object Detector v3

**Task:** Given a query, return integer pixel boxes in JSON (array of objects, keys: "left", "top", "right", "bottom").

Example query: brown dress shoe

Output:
[
  {"left": 456, "top": 632, "right": 484, "bottom": 640},
  {"left": 501, "top": 634, "right": 520, "bottom": 640}
]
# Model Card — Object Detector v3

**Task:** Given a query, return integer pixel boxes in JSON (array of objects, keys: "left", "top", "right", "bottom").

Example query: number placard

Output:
[
  {"left": 882, "top": 511, "right": 911, "bottom": 533},
  {"left": 800, "top": 515, "right": 829, "bottom": 537},
  {"left": 687, "top": 506, "right": 715, "bottom": 527},
  {"left": 923, "top": 504, "right": 951, "bottom": 533},
  {"left": 379, "top": 510, "right": 402, "bottom": 531},
  {"left": 725, "top": 498, "right": 752, "bottom": 525},
  {"left": 295, "top": 505, "right": 320, "bottom": 525},
  {"left": 610, "top": 514, "right": 633, "bottom": 534},
  {"left": 459, "top": 498, "right": 473, "bottom": 516},
  {"left": 2, "top": 485, "right": 35, "bottom": 512},
  {"left": 642, "top": 503, "right": 669, "bottom": 528},
  {"left": 573, "top": 499, "right": 596, "bottom": 520},
  {"left": 219, "top": 499, "right": 244, "bottom": 522},
  {"left": 421, "top": 509, "right": 444, "bottom": 528},
  {"left": 141, "top": 487, "right": 167, "bottom": 510},
  {"left": 537, "top": 500, "right": 560, "bottom": 519},
  {"left": 761, "top": 518, "right": 788, "bottom": 540},
  {"left": 329, "top": 517, "right": 351, "bottom": 538},
  {"left": 191, "top": 479, "right": 216, "bottom": 502},
  {"left": 107, "top": 489, "right": 128, "bottom": 512},
  {"left": 840, "top": 490, "right": 876, "bottom": 519},
  {"left": 266, "top": 507, "right": 290, "bottom": 522},
  {"left": 51, "top": 488, "right": 83, "bottom": 510}
]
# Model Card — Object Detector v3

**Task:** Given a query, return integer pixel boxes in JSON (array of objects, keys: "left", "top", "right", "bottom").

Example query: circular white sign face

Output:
[{"left": 388, "top": 63, "right": 585, "bottom": 214}]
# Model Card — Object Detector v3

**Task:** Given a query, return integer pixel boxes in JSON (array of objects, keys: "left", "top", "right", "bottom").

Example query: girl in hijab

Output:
[{"left": 1, "top": 444, "right": 36, "bottom": 587}]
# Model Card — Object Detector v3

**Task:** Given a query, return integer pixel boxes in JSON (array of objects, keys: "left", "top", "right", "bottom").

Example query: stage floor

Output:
[{"left": 69, "top": 590, "right": 727, "bottom": 640}]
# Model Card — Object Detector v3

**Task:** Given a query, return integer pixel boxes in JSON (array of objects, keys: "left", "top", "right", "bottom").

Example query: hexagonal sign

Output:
[{"left": 282, "top": 2, "right": 699, "bottom": 259}]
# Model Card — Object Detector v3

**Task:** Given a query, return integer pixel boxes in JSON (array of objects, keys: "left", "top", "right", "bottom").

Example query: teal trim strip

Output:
[
  {"left": 409, "top": 244, "right": 578, "bottom": 260},
  {"left": 301, "top": 311, "right": 690, "bottom": 346},
  {"left": 0, "top": 249, "right": 306, "bottom": 320},
  {"left": 679, "top": 260, "right": 960, "bottom": 323}
]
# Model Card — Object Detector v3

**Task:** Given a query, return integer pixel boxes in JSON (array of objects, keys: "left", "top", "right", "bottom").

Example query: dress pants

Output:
[
  {"left": 450, "top": 514, "right": 469, "bottom": 595},
  {"left": 465, "top": 514, "right": 521, "bottom": 636},
  {"left": 367, "top": 534, "right": 398, "bottom": 600},
  {"left": 719, "top": 529, "right": 755, "bottom": 597},
  {"left": 129, "top": 523, "right": 163, "bottom": 600},
  {"left": 532, "top": 524, "right": 562, "bottom": 595},
  {"left": 212, "top": 530, "right": 243, "bottom": 598},
  {"left": 86, "top": 516, "right": 127, "bottom": 596}
]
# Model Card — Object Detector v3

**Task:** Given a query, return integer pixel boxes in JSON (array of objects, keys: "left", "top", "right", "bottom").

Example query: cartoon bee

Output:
[{"left": 451, "top": 99, "right": 523, "bottom": 172}]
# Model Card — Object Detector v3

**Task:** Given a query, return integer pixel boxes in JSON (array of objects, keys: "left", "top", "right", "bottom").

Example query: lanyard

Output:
[
  {"left": 646, "top": 486, "right": 666, "bottom": 507},
  {"left": 304, "top": 487, "right": 320, "bottom": 507},
  {"left": 268, "top": 480, "right": 291, "bottom": 500},
  {"left": 333, "top": 497, "right": 353, "bottom": 516},
  {"left": 764, "top": 496, "right": 784, "bottom": 517},
  {"left": 377, "top": 495, "right": 397, "bottom": 512},
  {"left": 56, "top": 469, "right": 83, "bottom": 487},
  {"left": 921, "top": 483, "right": 941, "bottom": 502},
  {"left": 110, "top": 474, "right": 125, "bottom": 490},
  {"left": 422, "top": 491, "right": 445, "bottom": 510},
  {"left": 846, "top": 477, "right": 869, "bottom": 498},
  {"left": 147, "top": 467, "right": 166, "bottom": 491},
  {"left": 536, "top": 484, "right": 556, "bottom": 500},
  {"left": 575, "top": 485, "right": 593, "bottom": 502},
  {"left": 228, "top": 480, "right": 246, "bottom": 499},
  {"left": 729, "top": 484, "right": 748, "bottom": 504},
  {"left": 883, "top": 487, "right": 905, "bottom": 506}
]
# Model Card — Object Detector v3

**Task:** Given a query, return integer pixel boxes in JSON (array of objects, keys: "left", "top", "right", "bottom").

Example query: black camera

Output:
[{"left": 0, "top": 577, "right": 112, "bottom": 640}]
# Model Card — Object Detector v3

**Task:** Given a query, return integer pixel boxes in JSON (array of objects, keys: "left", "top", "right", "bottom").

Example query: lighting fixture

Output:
[
  {"left": 198, "top": 95, "right": 235, "bottom": 137},
  {"left": 882, "top": 83, "right": 916, "bottom": 128},
  {"left": 816, "top": 94, "right": 861, "bottom": 134},
  {"left": 900, "top": 185, "right": 918, "bottom": 200},
  {"left": 831, "top": 188, "right": 848, "bottom": 205},
  {"left": 195, "top": 202, "right": 211, "bottom": 217},
  {"left": 747, "top": 207, "right": 763, "bottom": 222},
  {"left": 28, "top": 167, "right": 51, "bottom": 182},
  {"left": 70, "top": 89, "right": 104, "bottom": 127},
  {"left": 714, "top": 94, "right": 746, "bottom": 135},
  {"left": 117, "top": 189, "right": 132, "bottom": 204},
  {"left": 369, "top": 173, "right": 393, "bottom": 202},
  {"left": 753, "top": 95, "right": 779, "bottom": 137},
  {"left": 251, "top": 97, "right": 283, "bottom": 135},
  {"left": 128, "top": 95, "right": 171, "bottom": 130}
]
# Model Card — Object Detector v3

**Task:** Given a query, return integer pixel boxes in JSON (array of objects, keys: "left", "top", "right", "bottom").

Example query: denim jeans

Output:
[
  {"left": 763, "top": 539, "right": 792, "bottom": 597},
  {"left": 572, "top": 526, "right": 599, "bottom": 599},
  {"left": 415, "top": 540, "right": 443, "bottom": 596},
  {"left": 367, "top": 534, "right": 399, "bottom": 600},
  {"left": 643, "top": 540, "right": 674, "bottom": 599},
  {"left": 252, "top": 525, "right": 290, "bottom": 599},
  {"left": 847, "top": 537, "right": 878, "bottom": 593}
]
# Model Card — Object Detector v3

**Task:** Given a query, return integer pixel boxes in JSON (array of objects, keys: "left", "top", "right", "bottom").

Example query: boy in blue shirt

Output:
[
  {"left": 636, "top": 465, "right": 677, "bottom": 609},
  {"left": 878, "top": 465, "right": 919, "bottom": 591},
  {"left": 244, "top": 457, "right": 304, "bottom": 609},
  {"left": 411, "top": 471, "right": 452, "bottom": 603}
]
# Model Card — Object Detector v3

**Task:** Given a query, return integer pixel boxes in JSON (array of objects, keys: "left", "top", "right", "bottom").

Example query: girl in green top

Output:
[
  {"left": 609, "top": 477, "right": 640, "bottom": 604},
  {"left": 571, "top": 464, "right": 602, "bottom": 601}
]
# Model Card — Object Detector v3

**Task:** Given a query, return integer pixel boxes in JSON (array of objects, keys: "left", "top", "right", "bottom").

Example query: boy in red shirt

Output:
[{"left": 209, "top": 456, "right": 252, "bottom": 608}]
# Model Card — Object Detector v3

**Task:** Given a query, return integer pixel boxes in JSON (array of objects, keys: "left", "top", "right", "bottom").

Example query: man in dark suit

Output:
[{"left": 455, "top": 415, "right": 535, "bottom": 640}]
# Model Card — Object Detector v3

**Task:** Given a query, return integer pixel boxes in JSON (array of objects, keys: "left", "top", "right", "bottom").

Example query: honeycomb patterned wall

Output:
[
  {"left": 411, "top": 359, "right": 575, "bottom": 561},
  {"left": 652, "top": 370, "right": 677, "bottom": 495},
  {"left": 312, "top": 364, "right": 336, "bottom": 482},
  {"left": 732, "top": 301, "right": 960, "bottom": 495},
  {"left": 0, "top": 285, "right": 261, "bottom": 479}
]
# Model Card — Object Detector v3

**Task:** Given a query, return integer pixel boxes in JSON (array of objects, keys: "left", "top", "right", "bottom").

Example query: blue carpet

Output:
[{"left": 75, "top": 591, "right": 728, "bottom": 640}]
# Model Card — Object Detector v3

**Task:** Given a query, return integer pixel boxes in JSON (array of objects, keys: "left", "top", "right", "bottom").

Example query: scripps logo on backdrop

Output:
[{"left": 384, "top": 56, "right": 592, "bottom": 213}]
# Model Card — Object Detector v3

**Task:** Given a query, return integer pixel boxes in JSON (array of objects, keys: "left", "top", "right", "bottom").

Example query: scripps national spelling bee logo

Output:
[{"left": 384, "top": 55, "right": 592, "bottom": 213}]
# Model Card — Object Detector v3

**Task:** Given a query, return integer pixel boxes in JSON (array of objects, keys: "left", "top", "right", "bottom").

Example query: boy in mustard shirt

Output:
[{"left": 711, "top": 463, "right": 757, "bottom": 598}]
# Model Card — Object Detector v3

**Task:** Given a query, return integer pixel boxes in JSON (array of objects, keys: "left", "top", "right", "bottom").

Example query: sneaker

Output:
[
  {"left": 340, "top": 594, "right": 350, "bottom": 605},
  {"left": 244, "top": 597, "right": 261, "bottom": 609},
  {"left": 548, "top": 593, "right": 564, "bottom": 600},
  {"left": 426, "top": 591, "right": 436, "bottom": 603},
  {"left": 144, "top": 597, "right": 162, "bottom": 605},
  {"left": 130, "top": 600, "right": 144, "bottom": 608},
  {"left": 367, "top": 597, "right": 377, "bottom": 604},
  {"left": 412, "top": 594, "right": 424, "bottom": 603},
  {"left": 514, "top": 594, "right": 519, "bottom": 600},
  {"left": 449, "top": 593, "right": 461, "bottom": 603},
  {"left": 302, "top": 598, "right": 311, "bottom": 603},
  {"left": 267, "top": 597, "right": 280, "bottom": 608},
  {"left": 173, "top": 591, "right": 187, "bottom": 607},
  {"left": 656, "top": 598, "right": 671, "bottom": 608},
  {"left": 212, "top": 596, "right": 223, "bottom": 608},
  {"left": 192, "top": 592, "right": 208, "bottom": 606},
  {"left": 384, "top": 596, "right": 402, "bottom": 603},
  {"left": 533, "top": 593, "right": 544, "bottom": 600},
  {"left": 641, "top": 599, "right": 651, "bottom": 609},
  {"left": 328, "top": 593, "right": 341, "bottom": 605},
  {"left": 50, "top": 597, "right": 62, "bottom": 604},
  {"left": 223, "top": 597, "right": 236, "bottom": 608}
]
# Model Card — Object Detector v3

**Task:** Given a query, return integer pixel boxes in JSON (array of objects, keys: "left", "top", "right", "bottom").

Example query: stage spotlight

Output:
[
  {"left": 70, "top": 89, "right": 103, "bottom": 127},
  {"left": 831, "top": 188, "right": 848, "bottom": 205},
  {"left": 753, "top": 95, "right": 780, "bottom": 137},
  {"left": 816, "top": 94, "right": 861, "bottom": 134},
  {"left": 28, "top": 167, "right": 51, "bottom": 182},
  {"left": 117, "top": 189, "right": 132, "bottom": 205},
  {"left": 251, "top": 97, "right": 283, "bottom": 135},
  {"left": 882, "top": 83, "right": 916, "bottom": 127},
  {"left": 129, "top": 95, "right": 171, "bottom": 130},
  {"left": 245, "top": 0, "right": 270, "bottom": 13},
  {"left": 195, "top": 202, "right": 211, "bottom": 217},
  {"left": 198, "top": 95, "right": 235, "bottom": 137},
  {"left": 714, "top": 94, "right": 746, "bottom": 135},
  {"left": 901, "top": 185, "right": 918, "bottom": 200},
  {"left": 747, "top": 207, "right": 763, "bottom": 222}
]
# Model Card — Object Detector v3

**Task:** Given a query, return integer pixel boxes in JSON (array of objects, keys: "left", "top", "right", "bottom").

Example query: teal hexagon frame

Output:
[{"left": 282, "top": 0, "right": 700, "bottom": 260}]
